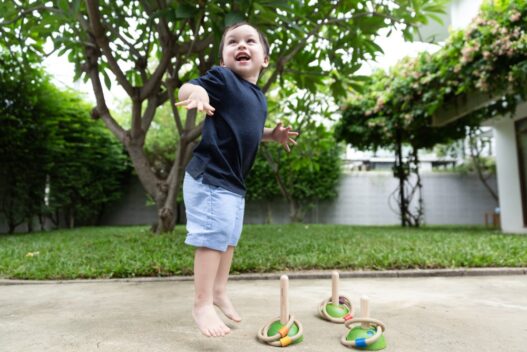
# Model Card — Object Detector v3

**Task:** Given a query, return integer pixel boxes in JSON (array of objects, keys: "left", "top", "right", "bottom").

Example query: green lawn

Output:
[{"left": 0, "top": 225, "right": 526, "bottom": 280}]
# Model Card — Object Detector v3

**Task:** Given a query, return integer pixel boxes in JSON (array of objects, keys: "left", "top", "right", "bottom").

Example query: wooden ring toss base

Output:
[
  {"left": 256, "top": 275, "right": 304, "bottom": 347},
  {"left": 340, "top": 297, "right": 387, "bottom": 350},
  {"left": 319, "top": 271, "right": 354, "bottom": 323}
]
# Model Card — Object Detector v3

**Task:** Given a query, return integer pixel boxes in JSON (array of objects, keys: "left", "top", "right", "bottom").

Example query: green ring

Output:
[
  {"left": 267, "top": 321, "right": 304, "bottom": 345},
  {"left": 325, "top": 303, "right": 350, "bottom": 318}
]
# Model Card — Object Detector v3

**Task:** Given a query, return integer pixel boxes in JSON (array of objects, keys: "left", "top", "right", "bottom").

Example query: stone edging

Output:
[{"left": 1, "top": 267, "right": 525, "bottom": 286}]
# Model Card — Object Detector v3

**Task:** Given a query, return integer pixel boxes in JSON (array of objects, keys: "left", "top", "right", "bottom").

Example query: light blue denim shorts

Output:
[{"left": 183, "top": 172, "right": 245, "bottom": 252}]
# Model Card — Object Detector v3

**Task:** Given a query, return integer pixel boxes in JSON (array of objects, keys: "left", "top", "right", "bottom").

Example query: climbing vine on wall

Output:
[{"left": 336, "top": 0, "right": 527, "bottom": 226}]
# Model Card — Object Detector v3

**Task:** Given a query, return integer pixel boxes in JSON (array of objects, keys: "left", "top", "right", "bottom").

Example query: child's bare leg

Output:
[
  {"left": 193, "top": 247, "right": 231, "bottom": 337},
  {"left": 213, "top": 246, "right": 241, "bottom": 322}
]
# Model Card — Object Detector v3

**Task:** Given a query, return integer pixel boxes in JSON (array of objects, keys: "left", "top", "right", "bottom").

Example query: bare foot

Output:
[
  {"left": 213, "top": 294, "right": 242, "bottom": 323},
  {"left": 193, "top": 303, "right": 231, "bottom": 337}
]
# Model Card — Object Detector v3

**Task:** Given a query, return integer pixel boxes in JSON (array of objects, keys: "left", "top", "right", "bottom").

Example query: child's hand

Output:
[
  {"left": 175, "top": 92, "right": 216, "bottom": 116},
  {"left": 271, "top": 122, "right": 298, "bottom": 152}
]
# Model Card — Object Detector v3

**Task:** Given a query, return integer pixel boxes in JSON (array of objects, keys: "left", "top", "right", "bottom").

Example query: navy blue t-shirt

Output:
[{"left": 185, "top": 66, "right": 267, "bottom": 196}]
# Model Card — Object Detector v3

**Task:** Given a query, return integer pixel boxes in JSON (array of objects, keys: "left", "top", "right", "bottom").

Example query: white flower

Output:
[{"left": 510, "top": 10, "right": 521, "bottom": 22}]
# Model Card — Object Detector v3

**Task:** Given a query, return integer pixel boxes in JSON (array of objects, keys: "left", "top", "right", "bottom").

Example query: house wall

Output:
[
  {"left": 417, "top": 0, "right": 483, "bottom": 42},
  {"left": 491, "top": 102, "right": 527, "bottom": 234}
]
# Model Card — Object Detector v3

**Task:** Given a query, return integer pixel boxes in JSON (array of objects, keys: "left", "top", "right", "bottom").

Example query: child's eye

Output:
[
  {"left": 228, "top": 40, "right": 236, "bottom": 44},
  {"left": 248, "top": 39, "right": 256, "bottom": 43}
]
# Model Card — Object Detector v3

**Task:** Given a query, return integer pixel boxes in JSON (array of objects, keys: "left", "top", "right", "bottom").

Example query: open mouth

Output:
[{"left": 235, "top": 53, "right": 251, "bottom": 62}]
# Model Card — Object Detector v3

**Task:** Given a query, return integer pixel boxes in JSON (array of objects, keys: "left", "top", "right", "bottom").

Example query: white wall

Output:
[
  {"left": 245, "top": 172, "right": 499, "bottom": 226},
  {"left": 418, "top": 0, "right": 483, "bottom": 42},
  {"left": 491, "top": 102, "right": 527, "bottom": 233},
  {"left": 450, "top": 0, "right": 484, "bottom": 30}
]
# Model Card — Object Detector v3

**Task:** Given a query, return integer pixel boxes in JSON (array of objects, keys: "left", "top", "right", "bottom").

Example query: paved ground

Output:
[{"left": 1, "top": 274, "right": 527, "bottom": 352}]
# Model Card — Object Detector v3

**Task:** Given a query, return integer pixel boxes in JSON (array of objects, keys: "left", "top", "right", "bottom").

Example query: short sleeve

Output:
[{"left": 189, "top": 66, "right": 226, "bottom": 106}]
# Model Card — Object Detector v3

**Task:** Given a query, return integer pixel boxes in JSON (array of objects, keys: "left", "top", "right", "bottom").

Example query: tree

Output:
[
  {"left": 43, "top": 87, "right": 129, "bottom": 228},
  {"left": 248, "top": 121, "right": 342, "bottom": 222},
  {"left": 336, "top": 67, "right": 467, "bottom": 227},
  {"left": 0, "top": 49, "right": 128, "bottom": 233},
  {"left": 0, "top": 51, "right": 48, "bottom": 233},
  {"left": 1, "top": 0, "right": 448, "bottom": 232}
]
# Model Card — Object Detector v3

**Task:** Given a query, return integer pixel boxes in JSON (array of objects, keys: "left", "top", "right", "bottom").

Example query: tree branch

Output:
[
  {"left": 141, "top": 95, "right": 159, "bottom": 134},
  {"left": 84, "top": 42, "right": 126, "bottom": 143},
  {"left": 85, "top": 0, "right": 134, "bottom": 97},
  {"left": 139, "top": 0, "right": 174, "bottom": 101},
  {"left": 186, "top": 121, "right": 205, "bottom": 142},
  {"left": 173, "top": 35, "right": 214, "bottom": 56},
  {"left": 165, "top": 71, "right": 184, "bottom": 135},
  {"left": 0, "top": 5, "right": 61, "bottom": 26},
  {"left": 140, "top": 46, "right": 172, "bottom": 101},
  {"left": 261, "top": 17, "right": 329, "bottom": 93}
]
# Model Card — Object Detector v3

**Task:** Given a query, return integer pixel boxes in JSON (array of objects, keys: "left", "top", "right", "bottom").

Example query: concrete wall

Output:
[
  {"left": 1, "top": 172, "right": 500, "bottom": 233},
  {"left": 93, "top": 172, "right": 498, "bottom": 227},
  {"left": 245, "top": 172, "right": 498, "bottom": 226},
  {"left": 99, "top": 177, "right": 159, "bottom": 226}
]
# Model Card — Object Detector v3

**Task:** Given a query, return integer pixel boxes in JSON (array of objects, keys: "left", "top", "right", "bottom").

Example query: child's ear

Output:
[
  {"left": 220, "top": 59, "right": 225, "bottom": 67},
  {"left": 261, "top": 56, "right": 269, "bottom": 68}
]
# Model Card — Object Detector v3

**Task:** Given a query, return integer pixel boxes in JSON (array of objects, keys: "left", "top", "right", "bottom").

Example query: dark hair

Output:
[{"left": 218, "top": 22, "right": 270, "bottom": 64}]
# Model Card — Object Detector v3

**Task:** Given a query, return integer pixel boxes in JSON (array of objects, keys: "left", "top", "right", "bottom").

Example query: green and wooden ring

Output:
[
  {"left": 257, "top": 314, "right": 304, "bottom": 347},
  {"left": 340, "top": 317, "right": 386, "bottom": 349},
  {"left": 257, "top": 275, "right": 304, "bottom": 347},
  {"left": 319, "top": 271, "right": 354, "bottom": 323},
  {"left": 340, "top": 296, "right": 387, "bottom": 350}
]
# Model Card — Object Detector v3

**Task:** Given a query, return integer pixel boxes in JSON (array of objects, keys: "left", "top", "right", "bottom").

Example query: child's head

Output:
[{"left": 219, "top": 22, "right": 270, "bottom": 84}]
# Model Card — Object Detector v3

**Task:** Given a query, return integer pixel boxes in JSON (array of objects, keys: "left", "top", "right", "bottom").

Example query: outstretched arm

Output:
[
  {"left": 262, "top": 122, "right": 299, "bottom": 152},
  {"left": 176, "top": 83, "right": 216, "bottom": 116}
]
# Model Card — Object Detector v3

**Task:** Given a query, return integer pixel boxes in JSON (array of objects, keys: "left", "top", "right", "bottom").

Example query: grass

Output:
[{"left": 0, "top": 224, "right": 526, "bottom": 280}]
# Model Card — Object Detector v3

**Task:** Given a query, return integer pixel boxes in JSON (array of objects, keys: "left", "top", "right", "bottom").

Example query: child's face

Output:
[{"left": 220, "top": 25, "right": 269, "bottom": 84}]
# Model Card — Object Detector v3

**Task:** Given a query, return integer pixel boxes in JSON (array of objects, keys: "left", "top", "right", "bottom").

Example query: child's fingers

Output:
[
  {"left": 175, "top": 99, "right": 191, "bottom": 107},
  {"left": 205, "top": 103, "right": 215, "bottom": 112},
  {"left": 197, "top": 101, "right": 204, "bottom": 112},
  {"left": 288, "top": 131, "right": 299, "bottom": 136},
  {"left": 185, "top": 100, "right": 197, "bottom": 110},
  {"left": 288, "top": 138, "right": 297, "bottom": 145},
  {"left": 205, "top": 103, "right": 215, "bottom": 115}
]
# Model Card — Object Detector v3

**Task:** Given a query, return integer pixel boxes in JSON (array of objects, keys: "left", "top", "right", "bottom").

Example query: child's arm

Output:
[
  {"left": 262, "top": 122, "right": 299, "bottom": 152},
  {"left": 176, "top": 83, "right": 216, "bottom": 116}
]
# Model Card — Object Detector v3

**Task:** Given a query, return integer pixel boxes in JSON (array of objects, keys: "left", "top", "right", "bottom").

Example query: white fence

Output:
[
  {"left": 0, "top": 172, "right": 499, "bottom": 233},
  {"left": 245, "top": 172, "right": 498, "bottom": 225}
]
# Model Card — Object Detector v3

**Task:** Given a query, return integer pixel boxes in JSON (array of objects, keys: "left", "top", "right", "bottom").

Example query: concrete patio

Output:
[{"left": 1, "top": 273, "right": 526, "bottom": 351}]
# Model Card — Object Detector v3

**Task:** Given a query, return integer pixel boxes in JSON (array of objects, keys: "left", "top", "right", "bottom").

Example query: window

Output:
[{"left": 516, "top": 118, "right": 527, "bottom": 226}]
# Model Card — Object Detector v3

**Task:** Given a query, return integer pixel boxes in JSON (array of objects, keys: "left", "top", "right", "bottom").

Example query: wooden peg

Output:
[
  {"left": 360, "top": 296, "right": 370, "bottom": 329},
  {"left": 332, "top": 271, "right": 339, "bottom": 306},
  {"left": 280, "top": 275, "right": 289, "bottom": 325}
]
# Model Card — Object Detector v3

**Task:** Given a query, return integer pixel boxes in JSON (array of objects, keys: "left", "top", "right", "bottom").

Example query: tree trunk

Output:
[
  {"left": 408, "top": 146, "right": 424, "bottom": 227},
  {"left": 8, "top": 220, "right": 16, "bottom": 234},
  {"left": 394, "top": 129, "right": 407, "bottom": 227},
  {"left": 68, "top": 208, "right": 74, "bottom": 229},
  {"left": 469, "top": 130, "right": 499, "bottom": 202},
  {"left": 289, "top": 199, "right": 304, "bottom": 223},
  {"left": 27, "top": 218, "right": 33, "bottom": 233}
]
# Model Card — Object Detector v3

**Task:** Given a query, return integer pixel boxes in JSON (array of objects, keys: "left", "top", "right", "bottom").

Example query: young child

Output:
[{"left": 176, "top": 22, "right": 298, "bottom": 337}]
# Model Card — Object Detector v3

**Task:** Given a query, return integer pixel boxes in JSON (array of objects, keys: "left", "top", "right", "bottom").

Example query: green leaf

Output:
[
  {"left": 224, "top": 11, "right": 246, "bottom": 27},
  {"left": 102, "top": 69, "right": 112, "bottom": 90},
  {"left": 57, "top": 0, "right": 69, "bottom": 13},
  {"left": 174, "top": 4, "right": 197, "bottom": 19}
]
